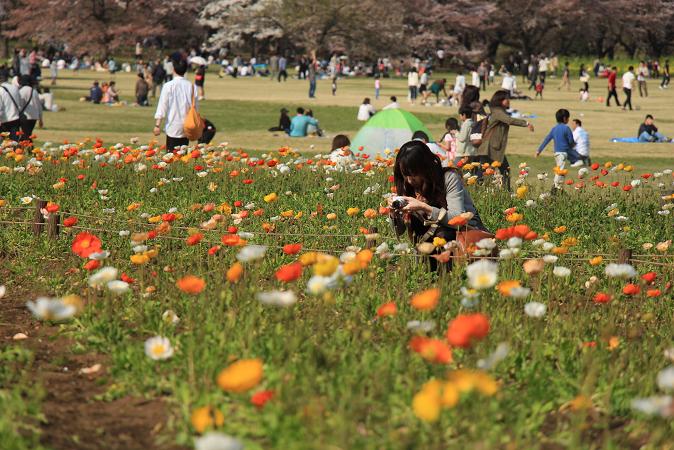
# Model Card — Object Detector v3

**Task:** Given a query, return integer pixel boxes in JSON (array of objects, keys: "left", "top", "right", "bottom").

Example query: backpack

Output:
[
  {"left": 183, "top": 84, "right": 204, "bottom": 141},
  {"left": 469, "top": 115, "right": 489, "bottom": 147}
]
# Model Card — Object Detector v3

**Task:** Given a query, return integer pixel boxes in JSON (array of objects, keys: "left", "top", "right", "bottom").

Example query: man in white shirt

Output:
[
  {"left": 18, "top": 75, "right": 42, "bottom": 141},
  {"left": 501, "top": 72, "right": 517, "bottom": 96},
  {"left": 571, "top": 118, "right": 590, "bottom": 165},
  {"left": 621, "top": 66, "right": 635, "bottom": 111},
  {"left": 153, "top": 59, "right": 198, "bottom": 150},
  {"left": 0, "top": 74, "right": 22, "bottom": 141},
  {"left": 454, "top": 71, "right": 466, "bottom": 94},
  {"left": 357, "top": 98, "right": 376, "bottom": 121},
  {"left": 383, "top": 96, "right": 399, "bottom": 110}
]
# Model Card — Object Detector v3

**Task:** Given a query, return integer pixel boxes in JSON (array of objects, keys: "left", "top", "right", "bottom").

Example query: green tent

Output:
[{"left": 351, "top": 109, "right": 432, "bottom": 157}]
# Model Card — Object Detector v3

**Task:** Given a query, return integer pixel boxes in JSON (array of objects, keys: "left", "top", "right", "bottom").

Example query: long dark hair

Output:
[
  {"left": 489, "top": 89, "right": 510, "bottom": 109},
  {"left": 394, "top": 140, "right": 448, "bottom": 209},
  {"left": 460, "top": 85, "right": 480, "bottom": 110}
]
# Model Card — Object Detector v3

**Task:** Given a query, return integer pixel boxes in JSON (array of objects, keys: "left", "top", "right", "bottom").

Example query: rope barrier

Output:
[{"left": 1, "top": 219, "right": 672, "bottom": 266}]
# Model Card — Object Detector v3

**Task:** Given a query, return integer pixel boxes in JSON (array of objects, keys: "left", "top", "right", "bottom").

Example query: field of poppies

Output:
[{"left": 1, "top": 137, "right": 673, "bottom": 450}]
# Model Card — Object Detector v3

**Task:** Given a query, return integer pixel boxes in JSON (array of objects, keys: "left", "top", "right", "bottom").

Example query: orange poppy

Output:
[
  {"left": 376, "top": 302, "right": 397, "bottom": 317},
  {"left": 176, "top": 275, "right": 206, "bottom": 294},
  {"left": 221, "top": 234, "right": 242, "bottom": 246},
  {"left": 226, "top": 262, "right": 244, "bottom": 283},
  {"left": 409, "top": 336, "right": 453, "bottom": 364},
  {"left": 71, "top": 232, "right": 102, "bottom": 258},
  {"left": 446, "top": 313, "right": 490, "bottom": 348},
  {"left": 411, "top": 288, "right": 440, "bottom": 311}
]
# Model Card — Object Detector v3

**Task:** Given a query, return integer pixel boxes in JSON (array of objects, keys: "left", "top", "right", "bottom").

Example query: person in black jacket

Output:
[
  {"left": 268, "top": 108, "right": 291, "bottom": 134},
  {"left": 637, "top": 115, "right": 670, "bottom": 142}
]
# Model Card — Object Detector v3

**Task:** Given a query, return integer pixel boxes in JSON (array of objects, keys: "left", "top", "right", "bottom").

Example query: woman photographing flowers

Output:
[{"left": 389, "top": 140, "right": 490, "bottom": 268}]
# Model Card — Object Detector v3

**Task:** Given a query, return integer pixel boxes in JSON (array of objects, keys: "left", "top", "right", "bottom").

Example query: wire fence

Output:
[{"left": 2, "top": 214, "right": 673, "bottom": 267}]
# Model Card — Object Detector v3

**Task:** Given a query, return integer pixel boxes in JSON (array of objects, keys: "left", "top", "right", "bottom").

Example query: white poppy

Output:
[
  {"left": 477, "top": 342, "right": 510, "bottom": 370},
  {"left": 476, "top": 238, "right": 496, "bottom": 250},
  {"left": 26, "top": 297, "right": 77, "bottom": 321},
  {"left": 106, "top": 280, "right": 130, "bottom": 295},
  {"left": 89, "top": 250, "right": 110, "bottom": 260},
  {"left": 657, "top": 366, "right": 674, "bottom": 391},
  {"left": 162, "top": 309, "right": 180, "bottom": 325},
  {"left": 466, "top": 259, "right": 499, "bottom": 290},
  {"left": 524, "top": 301, "right": 546, "bottom": 318},
  {"left": 144, "top": 336, "right": 174, "bottom": 360},
  {"left": 542, "top": 242, "right": 555, "bottom": 251},
  {"left": 236, "top": 245, "right": 267, "bottom": 263},
  {"left": 605, "top": 263, "right": 637, "bottom": 278},
  {"left": 507, "top": 237, "right": 523, "bottom": 248},
  {"left": 88, "top": 267, "right": 119, "bottom": 287},
  {"left": 509, "top": 286, "right": 531, "bottom": 298},
  {"left": 542, "top": 255, "right": 558, "bottom": 264},
  {"left": 406, "top": 320, "right": 436, "bottom": 333},
  {"left": 631, "top": 396, "right": 673, "bottom": 417},
  {"left": 256, "top": 290, "right": 297, "bottom": 307},
  {"left": 553, "top": 266, "right": 571, "bottom": 277}
]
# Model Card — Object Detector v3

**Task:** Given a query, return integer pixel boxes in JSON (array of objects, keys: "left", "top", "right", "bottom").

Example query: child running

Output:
[{"left": 535, "top": 108, "right": 580, "bottom": 189}]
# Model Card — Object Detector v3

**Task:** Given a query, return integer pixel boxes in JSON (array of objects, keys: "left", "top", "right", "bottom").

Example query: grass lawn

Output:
[{"left": 39, "top": 69, "right": 674, "bottom": 173}]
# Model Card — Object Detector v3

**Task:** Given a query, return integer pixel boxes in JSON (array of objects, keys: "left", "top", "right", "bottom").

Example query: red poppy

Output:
[
  {"left": 83, "top": 259, "right": 100, "bottom": 271},
  {"left": 376, "top": 302, "right": 397, "bottom": 318},
  {"left": 275, "top": 262, "right": 303, "bottom": 282},
  {"left": 46, "top": 202, "right": 59, "bottom": 213},
  {"left": 208, "top": 245, "right": 221, "bottom": 255},
  {"left": 227, "top": 226, "right": 238, "bottom": 234},
  {"left": 446, "top": 313, "right": 490, "bottom": 348},
  {"left": 63, "top": 217, "right": 78, "bottom": 227},
  {"left": 641, "top": 272, "right": 657, "bottom": 283},
  {"left": 71, "top": 232, "right": 102, "bottom": 258},
  {"left": 251, "top": 390, "right": 275, "bottom": 409},
  {"left": 647, "top": 289, "right": 661, "bottom": 298},
  {"left": 186, "top": 233, "right": 204, "bottom": 246},
  {"left": 591, "top": 163, "right": 600, "bottom": 170},
  {"left": 593, "top": 292, "right": 611, "bottom": 304},
  {"left": 622, "top": 185, "right": 632, "bottom": 192},
  {"left": 610, "top": 181, "right": 620, "bottom": 187},
  {"left": 121, "top": 273, "right": 135, "bottom": 284},
  {"left": 283, "top": 243, "right": 303, "bottom": 255}
]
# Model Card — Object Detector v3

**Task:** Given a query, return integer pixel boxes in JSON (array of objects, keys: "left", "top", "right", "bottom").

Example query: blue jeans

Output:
[
  {"left": 309, "top": 79, "right": 316, "bottom": 98},
  {"left": 639, "top": 131, "right": 667, "bottom": 142}
]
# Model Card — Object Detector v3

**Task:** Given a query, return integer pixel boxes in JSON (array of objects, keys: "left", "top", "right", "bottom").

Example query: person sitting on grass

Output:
[
  {"left": 289, "top": 107, "right": 319, "bottom": 137},
  {"left": 571, "top": 119, "right": 591, "bottom": 165},
  {"left": 388, "top": 139, "right": 488, "bottom": 270},
  {"left": 535, "top": 108, "right": 581, "bottom": 189},
  {"left": 638, "top": 114, "right": 671, "bottom": 142},
  {"left": 383, "top": 95, "right": 399, "bottom": 110},
  {"left": 86, "top": 81, "right": 102, "bottom": 104},
  {"left": 268, "top": 107, "right": 291, "bottom": 133},
  {"left": 328, "top": 134, "right": 354, "bottom": 167}
]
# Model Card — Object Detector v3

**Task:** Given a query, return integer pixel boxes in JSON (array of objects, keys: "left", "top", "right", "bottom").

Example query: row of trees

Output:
[{"left": 1, "top": 0, "right": 673, "bottom": 61}]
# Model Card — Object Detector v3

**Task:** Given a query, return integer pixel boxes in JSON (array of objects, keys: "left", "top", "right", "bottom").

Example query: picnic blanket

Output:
[{"left": 610, "top": 137, "right": 674, "bottom": 143}]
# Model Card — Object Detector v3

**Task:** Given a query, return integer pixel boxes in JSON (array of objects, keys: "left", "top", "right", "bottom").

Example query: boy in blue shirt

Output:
[{"left": 535, "top": 108, "right": 579, "bottom": 188}]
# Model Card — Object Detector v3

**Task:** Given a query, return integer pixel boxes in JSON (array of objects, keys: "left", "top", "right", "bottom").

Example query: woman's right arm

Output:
[{"left": 493, "top": 108, "right": 528, "bottom": 127}]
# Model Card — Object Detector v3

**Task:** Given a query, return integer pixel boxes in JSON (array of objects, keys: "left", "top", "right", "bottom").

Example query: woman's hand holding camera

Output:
[{"left": 390, "top": 196, "right": 432, "bottom": 215}]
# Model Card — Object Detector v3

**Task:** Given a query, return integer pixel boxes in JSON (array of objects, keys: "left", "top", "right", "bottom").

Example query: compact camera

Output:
[{"left": 391, "top": 196, "right": 408, "bottom": 210}]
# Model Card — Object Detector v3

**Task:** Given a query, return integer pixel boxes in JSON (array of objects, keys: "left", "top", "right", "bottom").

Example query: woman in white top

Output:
[
  {"left": 18, "top": 75, "right": 42, "bottom": 141},
  {"left": 357, "top": 97, "right": 376, "bottom": 121},
  {"left": 407, "top": 68, "right": 419, "bottom": 104}
]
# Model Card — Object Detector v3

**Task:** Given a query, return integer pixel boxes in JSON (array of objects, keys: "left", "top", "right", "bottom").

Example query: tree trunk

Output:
[{"left": 1, "top": 37, "right": 8, "bottom": 59}]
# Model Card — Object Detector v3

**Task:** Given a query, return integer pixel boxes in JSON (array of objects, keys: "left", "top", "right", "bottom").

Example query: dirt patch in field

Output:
[{"left": 0, "top": 268, "right": 185, "bottom": 450}]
